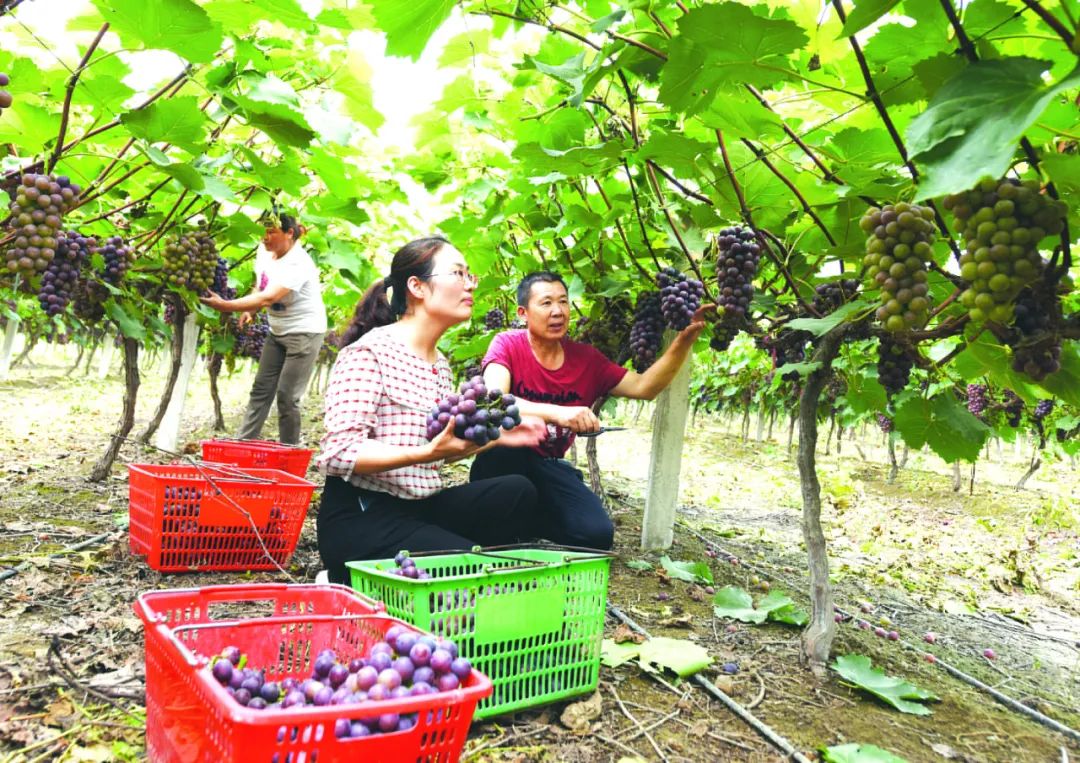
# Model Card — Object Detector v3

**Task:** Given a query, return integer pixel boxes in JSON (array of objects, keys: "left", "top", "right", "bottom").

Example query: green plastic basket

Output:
[{"left": 347, "top": 547, "right": 611, "bottom": 719}]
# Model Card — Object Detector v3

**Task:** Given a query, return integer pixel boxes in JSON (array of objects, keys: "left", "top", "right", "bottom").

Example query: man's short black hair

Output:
[{"left": 517, "top": 271, "right": 568, "bottom": 307}]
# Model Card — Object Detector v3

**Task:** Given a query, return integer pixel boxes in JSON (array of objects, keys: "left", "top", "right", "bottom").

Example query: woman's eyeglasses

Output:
[{"left": 428, "top": 269, "right": 478, "bottom": 287}]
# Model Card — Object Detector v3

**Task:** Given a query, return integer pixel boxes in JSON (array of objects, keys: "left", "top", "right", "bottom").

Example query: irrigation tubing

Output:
[
  {"left": 0, "top": 531, "right": 118, "bottom": 582},
  {"left": 607, "top": 602, "right": 814, "bottom": 763},
  {"left": 684, "top": 524, "right": 1080, "bottom": 745}
]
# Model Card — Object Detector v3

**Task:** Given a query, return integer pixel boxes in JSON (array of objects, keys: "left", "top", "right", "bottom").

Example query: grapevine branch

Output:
[
  {"left": 79, "top": 178, "right": 171, "bottom": 225},
  {"left": 62, "top": 67, "right": 192, "bottom": 155},
  {"left": 834, "top": 0, "right": 963, "bottom": 261},
  {"left": 646, "top": 162, "right": 712, "bottom": 205},
  {"left": 48, "top": 23, "right": 110, "bottom": 173},
  {"left": 622, "top": 160, "right": 661, "bottom": 268},
  {"left": 615, "top": 69, "right": 640, "bottom": 147},
  {"left": 644, "top": 161, "right": 714, "bottom": 299},
  {"left": 740, "top": 139, "right": 838, "bottom": 247},
  {"left": 744, "top": 85, "right": 844, "bottom": 186},
  {"left": 588, "top": 176, "right": 654, "bottom": 280},
  {"left": 715, "top": 129, "right": 817, "bottom": 316},
  {"left": 1018, "top": 0, "right": 1076, "bottom": 47}
]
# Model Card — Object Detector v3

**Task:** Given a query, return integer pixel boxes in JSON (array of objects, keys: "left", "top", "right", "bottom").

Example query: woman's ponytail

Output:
[
  {"left": 338, "top": 236, "right": 449, "bottom": 348},
  {"left": 339, "top": 278, "right": 395, "bottom": 347}
]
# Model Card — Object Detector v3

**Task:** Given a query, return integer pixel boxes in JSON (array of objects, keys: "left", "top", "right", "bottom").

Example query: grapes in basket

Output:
[
  {"left": 207, "top": 626, "right": 473, "bottom": 739},
  {"left": 390, "top": 550, "right": 431, "bottom": 579},
  {"left": 425, "top": 375, "right": 522, "bottom": 446}
]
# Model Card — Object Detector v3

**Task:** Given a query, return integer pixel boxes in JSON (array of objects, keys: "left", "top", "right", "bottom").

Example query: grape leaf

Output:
[
  {"left": 907, "top": 58, "right": 1080, "bottom": 199},
  {"left": 637, "top": 637, "right": 711, "bottom": 677},
  {"left": 660, "top": 556, "right": 713, "bottom": 584},
  {"left": 600, "top": 639, "right": 643, "bottom": 668},
  {"left": 602, "top": 637, "right": 712, "bottom": 678},
  {"left": 660, "top": 4, "right": 807, "bottom": 115},
  {"left": 713, "top": 586, "right": 767, "bottom": 623},
  {"left": 832, "top": 654, "right": 938, "bottom": 715},
  {"left": 370, "top": 0, "right": 455, "bottom": 61},
  {"left": 120, "top": 97, "right": 208, "bottom": 155},
  {"left": 786, "top": 301, "right": 869, "bottom": 336},
  {"left": 92, "top": 0, "right": 223, "bottom": 64},
  {"left": 105, "top": 302, "right": 146, "bottom": 341},
  {"left": 712, "top": 586, "right": 808, "bottom": 626},
  {"left": 838, "top": 0, "right": 902, "bottom": 38},
  {"left": 893, "top": 393, "right": 991, "bottom": 463},
  {"left": 204, "top": 0, "right": 312, "bottom": 34},
  {"left": 842, "top": 372, "right": 887, "bottom": 415},
  {"left": 821, "top": 743, "right": 909, "bottom": 763}
]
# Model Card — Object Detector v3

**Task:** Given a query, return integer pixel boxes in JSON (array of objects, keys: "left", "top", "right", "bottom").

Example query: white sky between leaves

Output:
[{"left": 1, "top": 0, "right": 475, "bottom": 235}]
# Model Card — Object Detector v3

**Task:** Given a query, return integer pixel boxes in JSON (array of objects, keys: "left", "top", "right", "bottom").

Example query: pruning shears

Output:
[{"left": 576, "top": 427, "right": 628, "bottom": 438}]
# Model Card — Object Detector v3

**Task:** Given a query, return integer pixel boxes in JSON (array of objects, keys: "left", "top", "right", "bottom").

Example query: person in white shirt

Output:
[{"left": 201, "top": 214, "right": 327, "bottom": 444}]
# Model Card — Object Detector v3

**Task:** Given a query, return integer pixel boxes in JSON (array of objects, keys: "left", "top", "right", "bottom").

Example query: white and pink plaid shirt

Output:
[{"left": 316, "top": 325, "right": 453, "bottom": 499}]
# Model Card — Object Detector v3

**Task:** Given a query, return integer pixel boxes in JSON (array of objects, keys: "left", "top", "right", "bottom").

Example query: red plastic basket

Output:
[
  {"left": 136, "top": 584, "right": 389, "bottom": 763},
  {"left": 146, "top": 612, "right": 492, "bottom": 762},
  {"left": 201, "top": 439, "right": 314, "bottom": 477},
  {"left": 128, "top": 463, "right": 316, "bottom": 572}
]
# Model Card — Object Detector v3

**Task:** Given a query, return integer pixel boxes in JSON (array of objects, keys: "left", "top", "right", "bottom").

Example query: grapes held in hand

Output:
[
  {"left": 425, "top": 375, "right": 521, "bottom": 446},
  {"left": 657, "top": 266, "right": 704, "bottom": 331}
]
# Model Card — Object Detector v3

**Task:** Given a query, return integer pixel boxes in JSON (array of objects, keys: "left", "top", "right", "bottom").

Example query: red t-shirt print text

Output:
[{"left": 483, "top": 330, "right": 628, "bottom": 459}]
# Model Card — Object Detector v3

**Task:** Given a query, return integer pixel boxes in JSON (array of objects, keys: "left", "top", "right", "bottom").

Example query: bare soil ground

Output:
[{"left": 0, "top": 347, "right": 1077, "bottom": 762}]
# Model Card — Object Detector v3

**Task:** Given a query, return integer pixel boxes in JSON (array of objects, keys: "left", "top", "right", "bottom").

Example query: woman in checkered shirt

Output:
[{"left": 315, "top": 236, "right": 547, "bottom": 583}]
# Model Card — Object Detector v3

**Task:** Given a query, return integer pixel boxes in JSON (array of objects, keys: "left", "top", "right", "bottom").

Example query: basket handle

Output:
[
  {"left": 392, "top": 544, "right": 613, "bottom": 575},
  {"left": 135, "top": 584, "right": 384, "bottom": 624},
  {"left": 470, "top": 542, "right": 617, "bottom": 564}
]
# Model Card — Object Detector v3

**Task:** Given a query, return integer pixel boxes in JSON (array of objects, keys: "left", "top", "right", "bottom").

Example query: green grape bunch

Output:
[
  {"left": 860, "top": 202, "right": 935, "bottom": 333},
  {"left": 944, "top": 178, "right": 1066, "bottom": 325},
  {"left": 161, "top": 229, "right": 219, "bottom": 292}
]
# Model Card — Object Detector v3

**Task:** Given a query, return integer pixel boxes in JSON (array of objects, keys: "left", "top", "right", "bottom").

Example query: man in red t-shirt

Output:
[{"left": 471, "top": 272, "right": 710, "bottom": 549}]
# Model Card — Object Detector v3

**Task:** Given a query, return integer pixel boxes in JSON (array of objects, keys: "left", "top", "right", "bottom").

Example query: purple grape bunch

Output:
[
  {"left": 759, "top": 329, "right": 808, "bottom": 382},
  {"left": 812, "top": 279, "right": 860, "bottom": 314},
  {"left": 1009, "top": 288, "right": 1061, "bottom": 381},
  {"left": 628, "top": 292, "right": 664, "bottom": 372},
  {"left": 0, "top": 72, "right": 11, "bottom": 115},
  {"left": 1001, "top": 390, "right": 1023, "bottom": 427},
  {"left": 483, "top": 308, "right": 505, "bottom": 331},
  {"left": 37, "top": 230, "right": 91, "bottom": 316},
  {"left": 390, "top": 550, "right": 433, "bottom": 580},
  {"left": 877, "top": 336, "right": 913, "bottom": 398},
  {"left": 1034, "top": 399, "right": 1054, "bottom": 421},
  {"left": 966, "top": 384, "right": 988, "bottom": 417},
  {"left": 235, "top": 314, "right": 269, "bottom": 359},
  {"left": 877, "top": 415, "right": 893, "bottom": 434},
  {"left": 212, "top": 257, "right": 236, "bottom": 299},
  {"left": 207, "top": 627, "right": 473, "bottom": 740},
  {"left": 714, "top": 226, "right": 760, "bottom": 318},
  {"left": 96, "top": 235, "right": 134, "bottom": 286},
  {"left": 657, "top": 266, "right": 704, "bottom": 331},
  {"left": 425, "top": 375, "right": 522, "bottom": 446}
]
